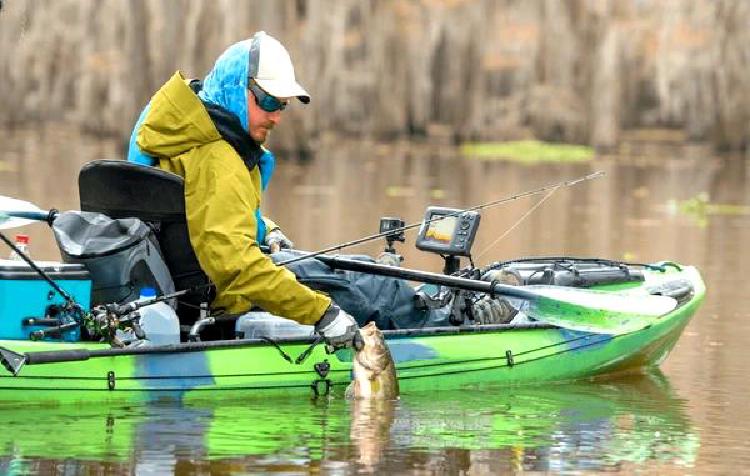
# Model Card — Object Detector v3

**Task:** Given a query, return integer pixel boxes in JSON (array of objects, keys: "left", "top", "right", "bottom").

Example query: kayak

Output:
[
  {"left": 0, "top": 259, "right": 705, "bottom": 405},
  {"left": 0, "top": 169, "right": 704, "bottom": 405}
]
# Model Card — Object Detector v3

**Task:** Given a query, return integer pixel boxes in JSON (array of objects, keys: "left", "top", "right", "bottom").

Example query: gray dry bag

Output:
[{"left": 52, "top": 211, "right": 175, "bottom": 306}]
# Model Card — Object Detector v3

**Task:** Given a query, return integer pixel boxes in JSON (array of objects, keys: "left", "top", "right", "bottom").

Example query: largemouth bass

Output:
[{"left": 346, "top": 322, "right": 399, "bottom": 399}]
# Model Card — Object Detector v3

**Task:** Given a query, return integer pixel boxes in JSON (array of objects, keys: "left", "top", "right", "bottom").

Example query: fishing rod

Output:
[
  {"left": 1, "top": 170, "right": 603, "bottom": 273},
  {"left": 277, "top": 171, "right": 605, "bottom": 266},
  {"left": 0, "top": 171, "right": 605, "bottom": 323}
]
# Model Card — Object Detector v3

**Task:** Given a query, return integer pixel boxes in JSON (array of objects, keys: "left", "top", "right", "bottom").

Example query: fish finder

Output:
[{"left": 416, "top": 207, "right": 481, "bottom": 257}]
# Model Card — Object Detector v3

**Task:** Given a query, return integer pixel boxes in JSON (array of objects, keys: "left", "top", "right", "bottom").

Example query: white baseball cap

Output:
[{"left": 248, "top": 31, "right": 310, "bottom": 104}]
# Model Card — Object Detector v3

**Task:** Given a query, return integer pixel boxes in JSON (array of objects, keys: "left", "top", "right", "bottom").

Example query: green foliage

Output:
[
  {"left": 671, "top": 192, "right": 750, "bottom": 227},
  {"left": 460, "top": 140, "right": 595, "bottom": 164}
]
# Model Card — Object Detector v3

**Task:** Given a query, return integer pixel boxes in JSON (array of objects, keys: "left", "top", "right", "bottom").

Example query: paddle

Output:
[
  {"left": 315, "top": 255, "right": 677, "bottom": 335},
  {"left": 0, "top": 195, "right": 55, "bottom": 230},
  {"left": 0, "top": 196, "right": 677, "bottom": 335}
]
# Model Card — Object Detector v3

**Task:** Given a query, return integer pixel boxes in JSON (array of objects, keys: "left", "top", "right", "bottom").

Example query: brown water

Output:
[{"left": 0, "top": 125, "right": 749, "bottom": 474}]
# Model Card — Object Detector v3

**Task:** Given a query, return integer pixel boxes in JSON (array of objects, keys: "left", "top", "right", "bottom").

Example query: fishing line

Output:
[
  {"left": 278, "top": 171, "right": 605, "bottom": 266},
  {"left": 474, "top": 185, "right": 561, "bottom": 261}
]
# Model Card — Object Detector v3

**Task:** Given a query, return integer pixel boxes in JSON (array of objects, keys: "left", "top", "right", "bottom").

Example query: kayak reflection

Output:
[
  {"left": 385, "top": 371, "right": 698, "bottom": 473},
  {"left": 0, "top": 370, "right": 697, "bottom": 474}
]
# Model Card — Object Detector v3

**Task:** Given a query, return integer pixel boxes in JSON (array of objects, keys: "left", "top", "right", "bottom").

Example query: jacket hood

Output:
[
  {"left": 137, "top": 71, "right": 220, "bottom": 158},
  {"left": 199, "top": 39, "right": 252, "bottom": 131}
]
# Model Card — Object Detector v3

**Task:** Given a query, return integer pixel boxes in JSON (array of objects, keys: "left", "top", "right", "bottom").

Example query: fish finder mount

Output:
[
  {"left": 379, "top": 217, "right": 406, "bottom": 254},
  {"left": 415, "top": 207, "right": 481, "bottom": 275},
  {"left": 378, "top": 216, "right": 406, "bottom": 266}
]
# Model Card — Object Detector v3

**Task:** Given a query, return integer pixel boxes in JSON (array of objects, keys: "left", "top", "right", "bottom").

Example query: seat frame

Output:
[{"left": 79, "top": 160, "right": 211, "bottom": 324}]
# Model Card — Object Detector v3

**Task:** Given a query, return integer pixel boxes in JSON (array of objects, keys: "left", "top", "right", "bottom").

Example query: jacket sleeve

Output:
[
  {"left": 180, "top": 144, "right": 331, "bottom": 324},
  {"left": 262, "top": 216, "right": 279, "bottom": 233}
]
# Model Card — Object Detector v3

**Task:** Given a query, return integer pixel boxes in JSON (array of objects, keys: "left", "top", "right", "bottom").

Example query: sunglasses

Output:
[{"left": 248, "top": 79, "right": 288, "bottom": 112}]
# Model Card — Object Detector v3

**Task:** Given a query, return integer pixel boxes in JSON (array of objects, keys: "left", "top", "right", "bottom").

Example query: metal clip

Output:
[
  {"left": 311, "top": 360, "right": 332, "bottom": 398},
  {"left": 505, "top": 350, "right": 515, "bottom": 367},
  {"left": 314, "top": 360, "right": 330, "bottom": 378}
]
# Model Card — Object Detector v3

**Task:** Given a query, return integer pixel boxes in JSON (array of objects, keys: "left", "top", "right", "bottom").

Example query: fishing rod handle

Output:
[
  {"left": 25, "top": 349, "right": 90, "bottom": 364},
  {"left": 105, "top": 286, "right": 198, "bottom": 317},
  {"left": 315, "top": 255, "right": 524, "bottom": 297}
]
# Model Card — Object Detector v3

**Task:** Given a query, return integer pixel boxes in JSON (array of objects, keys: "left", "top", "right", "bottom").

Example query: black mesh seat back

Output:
[{"left": 79, "top": 160, "right": 209, "bottom": 321}]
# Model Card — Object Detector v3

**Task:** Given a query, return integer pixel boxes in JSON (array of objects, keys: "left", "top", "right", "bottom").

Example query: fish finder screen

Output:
[{"left": 423, "top": 215, "right": 457, "bottom": 244}]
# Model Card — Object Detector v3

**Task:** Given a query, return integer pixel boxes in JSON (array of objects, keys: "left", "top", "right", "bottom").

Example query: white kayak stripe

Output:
[
  {"left": 0, "top": 196, "right": 44, "bottom": 230},
  {"left": 0, "top": 215, "right": 37, "bottom": 230},
  {"left": 525, "top": 285, "right": 678, "bottom": 316}
]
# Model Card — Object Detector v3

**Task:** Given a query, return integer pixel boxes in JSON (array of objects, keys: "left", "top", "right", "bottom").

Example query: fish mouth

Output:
[{"left": 359, "top": 321, "right": 381, "bottom": 339}]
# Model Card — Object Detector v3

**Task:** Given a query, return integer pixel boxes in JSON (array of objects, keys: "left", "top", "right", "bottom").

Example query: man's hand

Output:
[
  {"left": 472, "top": 296, "right": 518, "bottom": 325},
  {"left": 265, "top": 228, "right": 294, "bottom": 253},
  {"left": 315, "top": 304, "right": 361, "bottom": 351},
  {"left": 376, "top": 251, "right": 402, "bottom": 267}
]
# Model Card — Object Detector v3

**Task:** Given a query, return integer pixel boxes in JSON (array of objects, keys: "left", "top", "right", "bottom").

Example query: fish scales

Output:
[{"left": 346, "top": 322, "right": 399, "bottom": 399}]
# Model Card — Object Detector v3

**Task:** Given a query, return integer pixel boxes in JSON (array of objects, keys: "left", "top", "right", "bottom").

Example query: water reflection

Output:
[
  {"left": 0, "top": 371, "right": 696, "bottom": 474},
  {"left": 1, "top": 125, "right": 748, "bottom": 473},
  {"left": 350, "top": 399, "right": 398, "bottom": 471}
]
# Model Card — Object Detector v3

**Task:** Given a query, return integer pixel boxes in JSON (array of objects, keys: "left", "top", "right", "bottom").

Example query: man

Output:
[{"left": 126, "top": 31, "right": 358, "bottom": 350}]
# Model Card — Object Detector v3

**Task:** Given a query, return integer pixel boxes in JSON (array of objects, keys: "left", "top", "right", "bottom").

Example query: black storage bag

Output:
[{"left": 52, "top": 211, "right": 175, "bottom": 306}]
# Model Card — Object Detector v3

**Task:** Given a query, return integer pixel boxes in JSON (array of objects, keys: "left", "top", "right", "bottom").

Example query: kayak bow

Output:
[{"left": 317, "top": 255, "right": 677, "bottom": 335}]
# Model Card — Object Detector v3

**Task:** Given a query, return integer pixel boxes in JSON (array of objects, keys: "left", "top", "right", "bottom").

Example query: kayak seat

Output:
[{"left": 78, "top": 160, "right": 211, "bottom": 326}]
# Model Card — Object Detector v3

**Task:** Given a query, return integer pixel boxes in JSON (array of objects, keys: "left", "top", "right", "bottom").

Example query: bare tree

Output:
[{"left": 0, "top": 0, "right": 748, "bottom": 151}]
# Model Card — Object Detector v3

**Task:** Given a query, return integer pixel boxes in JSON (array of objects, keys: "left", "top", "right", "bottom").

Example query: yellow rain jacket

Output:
[{"left": 135, "top": 71, "right": 331, "bottom": 324}]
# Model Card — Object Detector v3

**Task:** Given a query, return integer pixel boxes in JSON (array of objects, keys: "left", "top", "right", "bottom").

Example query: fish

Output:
[{"left": 346, "top": 322, "right": 399, "bottom": 400}]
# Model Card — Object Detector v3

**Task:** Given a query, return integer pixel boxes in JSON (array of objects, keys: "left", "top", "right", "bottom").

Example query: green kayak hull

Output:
[{"left": 0, "top": 265, "right": 704, "bottom": 405}]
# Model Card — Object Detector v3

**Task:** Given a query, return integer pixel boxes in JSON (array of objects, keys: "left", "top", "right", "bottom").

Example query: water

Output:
[
  {"left": 0, "top": 125, "right": 749, "bottom": 474},
  {"left": 0, "top": 374, "right": 699, "bottom": 474}
]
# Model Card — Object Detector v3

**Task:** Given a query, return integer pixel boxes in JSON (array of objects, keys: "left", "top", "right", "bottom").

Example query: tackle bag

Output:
[{"left": 52, "top": 211, "right": 175, "bottom": 306}]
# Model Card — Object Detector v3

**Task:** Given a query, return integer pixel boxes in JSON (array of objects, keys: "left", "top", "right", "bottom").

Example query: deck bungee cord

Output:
[{"left": 0, "top": 326, "right": 630, "bottom": 389}]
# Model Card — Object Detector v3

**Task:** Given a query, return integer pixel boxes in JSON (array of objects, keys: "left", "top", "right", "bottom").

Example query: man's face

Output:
[{"left": 246, "top": 89, "right": 289, "bottom": 144}]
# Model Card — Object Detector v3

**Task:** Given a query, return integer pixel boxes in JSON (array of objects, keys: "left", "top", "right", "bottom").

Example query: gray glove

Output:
[
  {"left": 265, "top": 228, "right": 294, "bottom": 253},
  {"left": 472, "top": 296, "right": 518, "bottom": 325},
  {"left": 315, "top": 304, "right": 362, "bottom": 351},
  {"left": 481, "top": 268, "right": 523, "bottom": 286}
]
